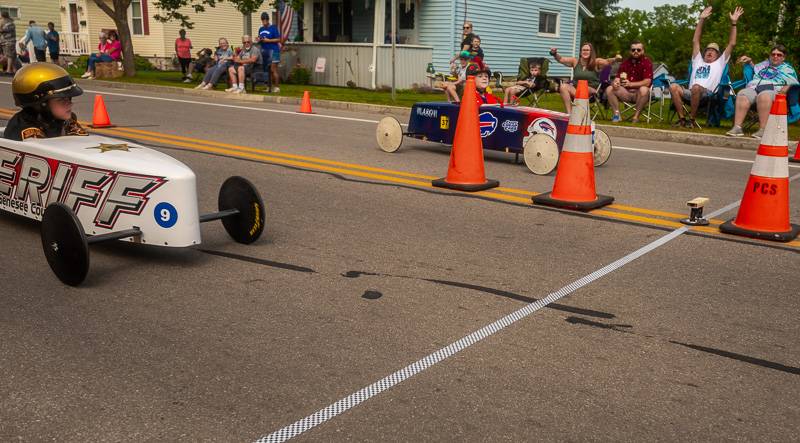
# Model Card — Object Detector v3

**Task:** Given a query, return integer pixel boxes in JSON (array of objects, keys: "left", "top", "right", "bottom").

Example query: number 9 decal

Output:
[{"left": 154, "top": 202, "right": 178, "bottom": 228}]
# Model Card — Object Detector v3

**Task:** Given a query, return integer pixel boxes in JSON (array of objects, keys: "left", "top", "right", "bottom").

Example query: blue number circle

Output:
[{"left": 154, "top": 202, "right": 178, "bottom": 228}]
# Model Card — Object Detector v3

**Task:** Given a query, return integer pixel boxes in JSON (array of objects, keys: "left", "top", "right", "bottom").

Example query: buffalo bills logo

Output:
[
  {"left": 479, "top": 112, "right": 498, "bottom": 137},
  {"left": 523, "top": 117, "right": 558, "bottom": 145}
]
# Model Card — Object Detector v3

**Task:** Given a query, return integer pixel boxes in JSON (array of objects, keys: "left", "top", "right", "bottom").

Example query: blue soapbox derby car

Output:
[{"left": 376, "top": 102, "right": 612, "bottom": 175}]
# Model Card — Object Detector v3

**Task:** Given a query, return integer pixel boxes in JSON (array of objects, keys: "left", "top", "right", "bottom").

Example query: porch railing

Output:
[{"left": 60, "top": 32, "right": 90, "bottom": 56}]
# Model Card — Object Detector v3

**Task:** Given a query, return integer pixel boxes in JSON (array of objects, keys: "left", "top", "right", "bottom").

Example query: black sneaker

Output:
[{"left": 673, "top": 118, "right": 686, "bottom": 128}]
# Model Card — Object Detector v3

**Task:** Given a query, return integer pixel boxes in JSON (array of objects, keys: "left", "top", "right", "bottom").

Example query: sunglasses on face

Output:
[
  {"left": 630, "top": 48, "right": 643, "bottom": 53},
  {"left": 771, "top": 52, "right": 785, "bottom": 57},
  {"left": 463, "top": 26, "right": 471, "bottom": 30}
]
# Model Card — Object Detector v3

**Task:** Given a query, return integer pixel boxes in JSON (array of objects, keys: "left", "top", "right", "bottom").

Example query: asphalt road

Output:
[{"left": 0, "top": 81, "right": 798, "bottom": 442}]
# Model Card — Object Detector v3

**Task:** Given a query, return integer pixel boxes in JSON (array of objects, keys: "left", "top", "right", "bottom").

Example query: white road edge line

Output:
[
  {"left": 254, "top": 171, "right": 800, "bottom": 443},
  {"left": 3, "top": 80, "right": 798, "bottom": 169}
]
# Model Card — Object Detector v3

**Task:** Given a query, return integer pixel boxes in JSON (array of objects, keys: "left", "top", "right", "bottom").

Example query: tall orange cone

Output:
[
  {"left": 89, "top": 94, "right": 114, "bottom": 128},
  {"left": 790, "top": 139, "right": 800, "bottom": 163},
  {"left": 431, "top": 75, "right": 499, "bottom": 191},
  {"left": 720, "top": 94, "right": 799, "bottom": 242},
  {"left": 299, "top": 90, "right": 313, "bottom": 114},
  {"left": 532, "top": 80, "right": 613, "bottom": 210}
]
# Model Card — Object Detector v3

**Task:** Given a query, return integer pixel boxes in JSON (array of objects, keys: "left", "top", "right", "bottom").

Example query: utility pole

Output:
[{"left": 391, "top": 0, "right": 396, "bottom": 101}]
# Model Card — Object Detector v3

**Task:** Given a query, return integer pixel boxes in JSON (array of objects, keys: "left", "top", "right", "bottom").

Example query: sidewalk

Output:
[{"left": 79, "top": 79, "right": 778, "bottom": 151}]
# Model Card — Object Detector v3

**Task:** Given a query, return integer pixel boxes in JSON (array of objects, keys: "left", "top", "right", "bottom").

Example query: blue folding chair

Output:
[{"left": 668, "top": 61, "right": 735, "bottom": 128}]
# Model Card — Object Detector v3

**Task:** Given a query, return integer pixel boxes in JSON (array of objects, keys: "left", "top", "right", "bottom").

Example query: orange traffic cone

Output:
[
  {"left": 431, "top": 75, "right": 499, "bottom": 191},
  {"left": 790, "top": 139, "right": 800, "bottom": 163},
  {"left": 532, "top": 80, "right": 613, "bottom": 210},
  {"left": 299, "top": 90, "right": 313, "bottom": 114},
  {"left": 720, "top": 94, "right": 799, "bottom": 242},
  {"left": 89, "top": 95, "right": 114, "bottom": 128}
]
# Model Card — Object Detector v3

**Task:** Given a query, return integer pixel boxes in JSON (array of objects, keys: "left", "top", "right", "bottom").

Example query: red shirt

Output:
[
  {"left": 619, "top": 56, "right": 653, "bottom": 84},
  {"left": 475, "top": 90, "right": 499, "bottom": 106},
  {"left": 175, "top": 37, "right": 192, "bottom": 59}
]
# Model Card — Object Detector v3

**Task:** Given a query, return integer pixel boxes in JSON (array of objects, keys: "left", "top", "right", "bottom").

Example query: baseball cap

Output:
[
  {"left": 705, "top": 42, "right": 720, "bottom": 53},
  {"left": 459, "top": 50, "right": 471, "bottom": 59}
]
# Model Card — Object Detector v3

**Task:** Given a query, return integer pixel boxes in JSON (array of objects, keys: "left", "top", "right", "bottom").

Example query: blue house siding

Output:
[
  {"left": 419, "top": 0, "right": 585, "bottom": 80},
  {"left": 417, "top": 0, "right": 456, "bottom": 74}
]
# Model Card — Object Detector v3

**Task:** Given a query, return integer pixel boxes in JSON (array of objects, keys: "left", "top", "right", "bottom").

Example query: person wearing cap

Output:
[
  {"left": 443, "top": 51, "right": 475, "bottom": 103},
  {"left": 468, "top": 64, "right": 499, "bottom": 106},
  {"left": 257, "top": 11, "right": 281, "bottom": 93},
  {"left": 726, "top": 44, "right": 798, "bottom": 138},
  {"left": 669, "top": 6, "right": 743, "bottom": 128},
  {"left": 5, "top": 63, "right": 87, "bottom": 141}
]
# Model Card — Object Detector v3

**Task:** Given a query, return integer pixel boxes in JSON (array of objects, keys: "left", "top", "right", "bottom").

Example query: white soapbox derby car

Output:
[{"left": 0, "top": 130, "right": 265, "bottom": 286}]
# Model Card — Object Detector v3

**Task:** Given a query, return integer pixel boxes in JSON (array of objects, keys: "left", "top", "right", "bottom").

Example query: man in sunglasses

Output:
[
  {"left": 606, "top": 40, "right": 653, "bottom": 123},
  {"left": 669, "top": 6, "right": 743, "bottom": 128},
  {"left": 727, "top": 44, "right": 798, "bottom": 138}
]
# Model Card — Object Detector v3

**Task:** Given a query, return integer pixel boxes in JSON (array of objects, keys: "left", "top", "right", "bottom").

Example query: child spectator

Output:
[
  {"left": 467, "top": 64, "right": 499, "bottom": 106},
  {"left": 443, "top": 51, "right": 472, "bottom": 103},
  {"left": 503, "top": 61, "right": 544, "bottom": 104},
  {"left": 192, "top": 48, "right": 213, "bottom": 77},
  {"left": 175, "top": 29, "right": 193, "bottom": 83}
]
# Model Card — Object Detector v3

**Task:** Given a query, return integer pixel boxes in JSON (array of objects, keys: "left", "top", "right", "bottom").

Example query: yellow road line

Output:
[{"left": 1, "top": 108, "right": 796, "bottom": 249}]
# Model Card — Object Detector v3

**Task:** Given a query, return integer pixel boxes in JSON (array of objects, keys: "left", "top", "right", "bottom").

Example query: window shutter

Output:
[{"left": 142, "top": 0, "right": 150, "bottom": 35}]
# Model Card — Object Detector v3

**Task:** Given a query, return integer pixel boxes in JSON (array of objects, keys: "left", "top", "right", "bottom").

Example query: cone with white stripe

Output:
[
  {"left": 532, "top": 80, "right": 613, "bottom": 210},
  {"left": 790, "top": 140, "right": 800, "bottom": 163},
  {"left": 720, "top": 94, "right": 799, "bottom": 242}
]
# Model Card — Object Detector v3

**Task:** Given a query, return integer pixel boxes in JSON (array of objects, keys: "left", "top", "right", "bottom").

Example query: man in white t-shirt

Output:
[{"left": 668, "top": 5, "right": 743, "bottom": 128}]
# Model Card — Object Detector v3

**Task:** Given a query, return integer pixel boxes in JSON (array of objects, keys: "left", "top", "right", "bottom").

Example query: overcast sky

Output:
[{"left": 617, "top": 0, "right": 692, "bottom": 11}]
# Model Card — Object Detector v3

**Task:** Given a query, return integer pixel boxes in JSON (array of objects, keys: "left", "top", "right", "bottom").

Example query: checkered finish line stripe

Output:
[{"left": 256, "top": 174, "right": 800, "bottom": 443}]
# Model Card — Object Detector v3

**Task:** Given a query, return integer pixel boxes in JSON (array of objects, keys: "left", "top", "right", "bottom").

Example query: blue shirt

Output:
[
  {"left": 24, "top": 25, "right": 47, "bottom": 50},
  {"left": 46, "top": 30, "right": 59, "bottom": 54},
  {"left": 258, "top": 25, "right": 281, "bottom": 53}
]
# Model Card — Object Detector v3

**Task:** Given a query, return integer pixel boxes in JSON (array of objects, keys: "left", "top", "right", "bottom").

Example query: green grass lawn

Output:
[{"left": 78, "top": 69, "right": 800, "bottom": 139}]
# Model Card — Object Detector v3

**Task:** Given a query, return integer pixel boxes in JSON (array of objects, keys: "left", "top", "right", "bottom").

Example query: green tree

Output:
[
  {"left": 581, "top": 0, "right": 621, "bottom": 56},
  {"left": 641, "top": 4, "right": 699, "bottom": 78},
  {"left": 91, "top": 0, "right": 137, "bottom": 76},
  {"left": 152, "top": 0, "right": 266, "bottom": 29}
]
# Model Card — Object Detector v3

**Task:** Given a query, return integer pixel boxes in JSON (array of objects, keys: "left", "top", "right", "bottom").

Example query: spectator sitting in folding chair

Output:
[
  {"left": 551, "top": 43, "right": 619, "bottom": 114},
  {"left": 606, "top": 40, "right": 653, "bottom": 123},
  {"left": 503, "top": 60, "right": 544, "bottom": 105},
  {"left": 442, "top": 51, "right": 476, "bottom": 103},
  {"left": 669, "top": 6, "right": 742, "bottom": 128},
  {"left": 726, "top": 44, "right": 798, "bottom": 138}
]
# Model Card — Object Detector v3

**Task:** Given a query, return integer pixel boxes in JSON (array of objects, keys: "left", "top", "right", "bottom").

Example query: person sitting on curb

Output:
[
  {"left": 503, "top": 61, "right": 543, "bottom": 105},
  {"left": 81, "top": 30, "right": 122, "bottom": 80},
  {"left": 226, "top": 35, "right": 262, "bottom": 94},
  {"left": 726, "top": 44, "right": 798, "bottom": 138},
  {"left": 195, "top": 38, "right": 234, "bottom": 90},
  {"left": 551, "top": 43, "right": 619, "bottom": 113},
  {"left": 669, "top": 6, "right": 743, "bottom": 128},
  {"left": 606, "top": 40, "right": 653, "bottom": 123}
]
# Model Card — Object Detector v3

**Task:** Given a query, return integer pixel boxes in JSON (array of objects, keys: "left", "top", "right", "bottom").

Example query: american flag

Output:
[{"left": 278, "top": 0, "right": 294, "bottom": 45}]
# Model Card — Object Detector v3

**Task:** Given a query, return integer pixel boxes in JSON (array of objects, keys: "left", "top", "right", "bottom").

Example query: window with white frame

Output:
[
  {"left": 538, "top": 11, "right": 559, "bottom": 37},
  {"left": 0, "top": 6, "right": 20, "bottom": 19},
  {"left": 130, "top": 0, "right": 143, "bottom": 35}
]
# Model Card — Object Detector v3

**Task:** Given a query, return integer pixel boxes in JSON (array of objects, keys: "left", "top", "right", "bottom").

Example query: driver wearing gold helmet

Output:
[{"left": 5, "top": 63, "right": 87, "bottom": 141}]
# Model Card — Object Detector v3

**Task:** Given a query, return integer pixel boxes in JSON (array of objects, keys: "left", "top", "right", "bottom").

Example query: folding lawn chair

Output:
[
  {"left": 495, "top": 57, "right": 550, "bottom": 107},
  {"left": 620, "top": 73, "right": 669, "bottom": 123},
  {"left": 590, "top": 64, "right": 613, "bottom": 120},
  {"left": 667, "top": 62, "right": 735, "bottom": 128}
]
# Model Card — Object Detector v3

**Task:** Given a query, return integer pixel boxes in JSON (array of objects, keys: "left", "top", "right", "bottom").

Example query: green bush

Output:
[
  {"left": 134, "top": 55, "right": 156, "bottom": 71},
  {"left": 72, "top": 55, "right": 88, "bottom": 71},
  {"left": 287, "top": 65, "right": 311, "bottom": 85}
]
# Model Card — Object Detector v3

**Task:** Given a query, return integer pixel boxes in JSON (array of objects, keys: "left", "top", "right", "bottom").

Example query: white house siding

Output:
[{"left": 416, "top": 0, "right": 453, "bottom": 73}]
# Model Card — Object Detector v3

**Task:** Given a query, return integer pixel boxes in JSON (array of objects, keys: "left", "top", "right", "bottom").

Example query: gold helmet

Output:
[{"left": 12, "top": 63, "right": 83, "bottom": 108}]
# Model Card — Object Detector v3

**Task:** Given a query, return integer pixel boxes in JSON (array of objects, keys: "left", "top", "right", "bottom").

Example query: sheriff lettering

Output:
[{"left": 0, "top": 146, "right": 165, "bottom": 228}]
